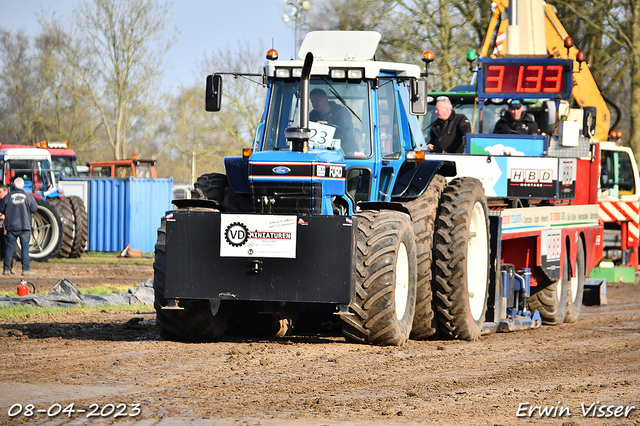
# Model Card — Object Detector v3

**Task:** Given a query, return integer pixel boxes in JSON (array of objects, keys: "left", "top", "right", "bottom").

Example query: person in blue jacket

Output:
[{"left": 0, "top": 178, "right": 38, "bottom": 276}]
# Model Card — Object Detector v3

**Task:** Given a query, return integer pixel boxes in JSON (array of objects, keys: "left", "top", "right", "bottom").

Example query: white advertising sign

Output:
[{"left": 220, "top": 214, "right": 297, "bottom": 258}]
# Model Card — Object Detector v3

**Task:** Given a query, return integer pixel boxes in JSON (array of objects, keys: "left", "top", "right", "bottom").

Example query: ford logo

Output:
[{"left": 273, "top": 166, "right": 291, "bottom": 174}]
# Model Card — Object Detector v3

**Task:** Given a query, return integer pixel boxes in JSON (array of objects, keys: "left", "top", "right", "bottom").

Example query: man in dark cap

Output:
[{"left": 493, "top": 99, "right": 539, "bottom": 135}]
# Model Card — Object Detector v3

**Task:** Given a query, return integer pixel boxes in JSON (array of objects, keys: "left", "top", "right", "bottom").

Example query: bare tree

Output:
[
  {"left": 154, "top": 41, "right": 268, "bottom": 181},
  {"left": 304, "top": 0, "right": 482, "bottom": 89},
  {"left": 0, "top": 29, "right": 38, "bottom": 144},
  {"left": 63, "top": 0, "right": 176, "bottom": 159}
]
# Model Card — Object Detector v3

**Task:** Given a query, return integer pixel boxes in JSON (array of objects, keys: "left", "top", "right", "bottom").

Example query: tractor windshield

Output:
[
  {"left": 51, "top": 156, "right": 78, "bottom": 178},
  {"left": 4, "top": 159, "right": 55, "bottom": 192},
  {"left": 601, "top": 149, "right": 637, "bottom": 195},
  {"left": 262, "top": 78, "right": 372, "bottom": 158}
]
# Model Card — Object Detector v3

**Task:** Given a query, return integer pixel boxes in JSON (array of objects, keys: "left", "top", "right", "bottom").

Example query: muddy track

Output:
[
  {"left": 0, "top": 261, "right": 154, "bottom": 292},
  {"left": 0, "top": 259, "right": 638, "bottom": 425}
]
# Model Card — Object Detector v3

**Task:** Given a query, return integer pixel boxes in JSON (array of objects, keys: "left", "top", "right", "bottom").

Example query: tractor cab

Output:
[
  {"left": 0, "top": 148, "right": 58, "bottom": 196},
  {"left": 212, "top": 31, "right": 431, "bottom": 216}
]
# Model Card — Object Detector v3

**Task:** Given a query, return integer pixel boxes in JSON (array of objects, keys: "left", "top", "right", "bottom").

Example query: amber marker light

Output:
[
  {"left": 266, "top": 49, "right": 279, "bottom": 61},
  {"left": 242, "top": 148, "right": 252, "bottom": 160},
  {"left": 406, "top": 150, "right": 425, "bottom": 163},
  {"left": 564, "top": 37, "right": 574, "bottom": 49},
  {"left": 422, "top": 51, "right": 435, "bottom": 64}
]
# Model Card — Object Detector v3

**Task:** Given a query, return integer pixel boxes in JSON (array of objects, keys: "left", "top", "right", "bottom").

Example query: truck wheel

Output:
[
  {"left": 153, "top": 217, "right": 228, "bottom": 342},
  {"left": 29, "top": 198, "right": 63, "bottom": 262},
  {"left": 528, "top": 249, "right": 569, "bottom": 325},
  {"left": 193, "top": 173, "right": 227, "bottom": 201},
  {"left": 433, "top": 177, "right": 489, "bottom": 341},
  {"left": 68, "top": 196, "right": 88, "bottom": 258},
  {"left": 50, "top": 198, "right": 74, "bottom": 258},
  {"left": 404, "top": 174, "right": 447, "bottom": 340},
  {"left": 342, "top": 210, "right": 417, "bottom": 346},
  {"left": 565, "top": 241, "right": 586, "bottom": 323}
]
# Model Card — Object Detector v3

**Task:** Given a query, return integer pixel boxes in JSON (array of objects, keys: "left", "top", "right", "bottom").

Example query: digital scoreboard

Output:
[{"left": 478, "top": 58, "right": 573, "bottom": 99}]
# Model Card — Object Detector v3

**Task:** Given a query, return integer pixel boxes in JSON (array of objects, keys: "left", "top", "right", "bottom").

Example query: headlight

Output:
[
  {"left": 275, "top": 68, "right": 291, "bottom": 78},
  {"left": 347, "top": 69, "right": 363, "bottom": 79},
  {"left": 330, "top": 69, "right": 346, "bottom": 79}
]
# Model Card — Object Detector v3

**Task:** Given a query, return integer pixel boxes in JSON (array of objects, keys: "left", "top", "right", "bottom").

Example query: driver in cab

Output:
[
  {"left": 309, "top": 88, "right": 355, "bottom": 150},
  {"left": 493, "top": 99, "right": 539, "bottom": 135}
]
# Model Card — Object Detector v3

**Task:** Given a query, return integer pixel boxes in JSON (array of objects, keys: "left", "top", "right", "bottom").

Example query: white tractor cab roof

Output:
[
  {"left": 0, "top": 147, "right": 53, "bottom": 161},
  {"left": 264, "top": 31, "right": 421, "bottom": 79}
]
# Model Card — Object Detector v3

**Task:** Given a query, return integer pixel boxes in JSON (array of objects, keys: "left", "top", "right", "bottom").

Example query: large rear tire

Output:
[
  {"left": 404, "top": 174, "right": 447, "bottom": 340},
  {"left": 192, "top": 173, "right": 227, "bottom": 201},
  {"left": 154, "top": 216, "right": 228, "bottom": 342},
  {"left": 565, "top": 241, "right": 585, "bottom": 323},
  {"left": 49, "top": 198, "right": 74, "bottom": 258},
  {"left": 433, "top": 177, "right": 490, "bottom": 341},
  {"left": 68, "top": 195, "right": 88, "bottom": 258},
  {"left": 192, "top": 173, "right": 252, "bottom": 212},
  {"left": 528, "top": 248, "right": 569, "bottom": 325},
  {"left": 29, "top": 198, "right": 63, "bottom": 262},
  {"left": 341, "top": 210, "right": 417, "bottom": 346}
]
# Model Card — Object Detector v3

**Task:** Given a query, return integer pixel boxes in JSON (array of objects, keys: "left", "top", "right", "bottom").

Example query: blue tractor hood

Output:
[
  {"left": 248, "top": 149, "right": 346, "bottom": 186},
  {"left": 249, "top": 150, "right": 346, "bottom": 189},
  {"left": 249, "top": 149, "right": 345, "bottom": 165},
  {"left": 247, "top": 149, "right": 347, "bottom": 215}
]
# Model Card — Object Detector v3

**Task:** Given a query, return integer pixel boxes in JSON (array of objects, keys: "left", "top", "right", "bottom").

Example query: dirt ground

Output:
[
  {"left": 0, "top": 259, "right": 638, "bottom": 425},
  {"left": 0, "top": 257, "right": 154, "bottom": 292}
]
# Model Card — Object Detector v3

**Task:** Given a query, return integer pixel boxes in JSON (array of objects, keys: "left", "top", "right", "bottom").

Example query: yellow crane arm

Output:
[
  {"left": 543, "top": 2, "right": 610, "bottom": 140},
  {"left": 479, "top": 0, "right": 611, "bottom": 141}
]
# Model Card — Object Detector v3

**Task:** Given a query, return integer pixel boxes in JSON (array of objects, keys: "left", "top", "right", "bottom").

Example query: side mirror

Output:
[
  {"left": 410, "top": 78, "right": 428, "bottom": 116},
  {"left": 205, "top": 74, "right": 222, "bottom": 112}
]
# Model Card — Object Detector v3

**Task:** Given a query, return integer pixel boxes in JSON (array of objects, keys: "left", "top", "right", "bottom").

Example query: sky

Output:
[{"left": 0, "top": 0, "right": 302, "bottom": 91}]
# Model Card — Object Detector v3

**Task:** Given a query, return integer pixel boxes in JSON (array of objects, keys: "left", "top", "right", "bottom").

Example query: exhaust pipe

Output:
[{"left": 285, "top": 52, "right": 314, "bottom": 152}]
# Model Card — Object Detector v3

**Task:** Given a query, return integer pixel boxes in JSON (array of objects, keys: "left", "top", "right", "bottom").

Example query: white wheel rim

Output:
[
  {"left": 395, "top": 242, "right": 410, "bottom": 320},
  {"left": 557, "top": 278, "right": 563, "bottom": 301},
  {"left": 28, "top": 205, "right": 61, "bottom": 259},
  {"left": 467, "top": 201, "right": 489, "bottom": 322}
]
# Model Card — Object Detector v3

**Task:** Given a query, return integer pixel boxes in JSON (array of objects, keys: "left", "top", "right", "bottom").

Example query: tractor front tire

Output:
[
  {"left": 29, "top": 198, "right": 63, "bottom": 262},
  {"left": 341, "top": 210, "right": 417, "bottom": 346},
  {"left": 433, "top": 177, "right": 490, "bottom": 341},
  {"left": 68, "top": 195, "right": 88, "bottom": 258},
  {"left": 153, "top": 217, "right": 228, "bottom": 342},
  {"left": 50, "top": 198, "right": 74, "bottom": 258},
  {"left": 404, "top": 174, "right": 447, "bottom": 340}
]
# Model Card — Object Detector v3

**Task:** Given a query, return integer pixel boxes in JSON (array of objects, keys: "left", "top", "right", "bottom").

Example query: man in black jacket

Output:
[
  {"left": 493, "top": 99, "right": 539, "bottom": 135},
  {"left": 428, "top": 97, "right": 471, "bottom": 153},
  {"left": 0, "top": 178, "right": 38, "bottom": 276}
]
